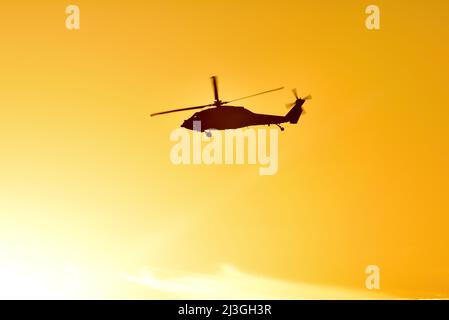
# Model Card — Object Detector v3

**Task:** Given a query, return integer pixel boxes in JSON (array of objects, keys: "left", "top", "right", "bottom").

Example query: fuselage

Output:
[{"left": 181, "top": 106, "right": 286, "bottom": 131}]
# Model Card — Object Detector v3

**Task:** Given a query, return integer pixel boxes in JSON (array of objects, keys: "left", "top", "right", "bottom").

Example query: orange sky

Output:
[{"left": 0, "top": 0, "right": 448, "bottom": 299}]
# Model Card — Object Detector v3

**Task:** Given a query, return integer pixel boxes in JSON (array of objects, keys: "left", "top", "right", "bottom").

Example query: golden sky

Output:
[{"left": 0, "top": 0, "right": 448, "bottom": 299}]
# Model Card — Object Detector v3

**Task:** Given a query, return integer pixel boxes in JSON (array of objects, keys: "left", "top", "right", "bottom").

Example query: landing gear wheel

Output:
[{"left": 276, "top": 124, "right": 285, "bottom": 131}]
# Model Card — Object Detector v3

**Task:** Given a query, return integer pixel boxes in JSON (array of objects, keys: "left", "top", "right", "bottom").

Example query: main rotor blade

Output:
[
  {"left": 150, "top": 104, "right": 213, "bottom": 117},
  {"left": 211, "top": 76, "right": 219, "bottom": 102},
  {"left": 226, "top": 87, "right": 284, "bottom": 103}
]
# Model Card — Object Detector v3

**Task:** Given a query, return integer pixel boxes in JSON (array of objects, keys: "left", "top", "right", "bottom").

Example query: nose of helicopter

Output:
[{"left": 181, "top": 119, "right": 192, "bottom": 129}]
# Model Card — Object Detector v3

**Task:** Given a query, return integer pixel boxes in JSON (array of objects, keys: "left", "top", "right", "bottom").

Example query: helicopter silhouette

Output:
[{"left": 151, "top": 76, "right": 311, "bottom": 137}]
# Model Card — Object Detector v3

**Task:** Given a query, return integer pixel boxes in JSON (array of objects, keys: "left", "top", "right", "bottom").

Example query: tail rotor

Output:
[{"left": 286, "top": 89, "right": 312, "bottom": 109}]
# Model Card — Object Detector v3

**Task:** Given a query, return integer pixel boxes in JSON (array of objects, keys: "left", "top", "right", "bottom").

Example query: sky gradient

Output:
[{"left": 0, "top": 0, "right": 448, "bottom": 299}]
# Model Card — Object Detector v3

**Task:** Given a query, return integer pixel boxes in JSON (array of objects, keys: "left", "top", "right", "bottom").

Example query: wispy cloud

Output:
[{"left": 123, "top": 264, "right": 395, "bottom": 299}]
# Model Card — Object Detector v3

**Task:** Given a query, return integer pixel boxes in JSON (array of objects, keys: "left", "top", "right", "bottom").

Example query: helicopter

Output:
[{"left": 150, "top": 76, "right": 311, "bottom": 137}]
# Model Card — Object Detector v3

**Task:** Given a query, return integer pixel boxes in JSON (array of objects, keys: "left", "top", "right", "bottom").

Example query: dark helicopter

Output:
[{"left": 150, "top": 76, "right": 311, "bottom": 136}]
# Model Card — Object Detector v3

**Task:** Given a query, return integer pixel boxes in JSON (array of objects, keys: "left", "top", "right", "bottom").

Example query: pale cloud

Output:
[{"left": 123, "top": 264, "right": 396, "bottom": 299}]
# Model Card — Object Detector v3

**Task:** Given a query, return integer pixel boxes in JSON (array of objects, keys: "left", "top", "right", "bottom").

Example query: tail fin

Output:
[{"left": 285, "top": 100, "right": 305, "bottom": 124}]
